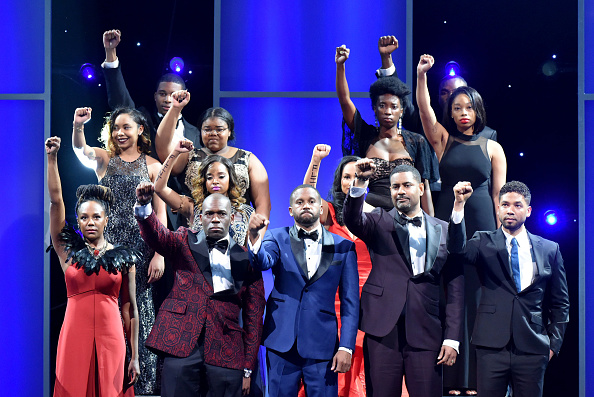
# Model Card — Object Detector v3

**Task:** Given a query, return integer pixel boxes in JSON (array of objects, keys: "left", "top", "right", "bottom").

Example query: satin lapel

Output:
[
  {"left": 289, "top": 226, "right": 309, "bottom": 281},
  {"left": 309, "top": 229, "right": 335, "bottom": 285},
  {"left": 188, "top": 231, "right": 213, "bottom": 287},
  {"left": 229, "top": 239, "right": 248, "bottom": 292},
  {"left": 528, "top": 232, "right": 545, "bottom": 282},
  {"left": 494, "top": 229, "right": 513, "bottom": 281},
  {"left": 390, "top": 209, "right": 412, "bottom": 272},
  {"left": 424, "top": 215, "right": 441, "bottom": 273}
]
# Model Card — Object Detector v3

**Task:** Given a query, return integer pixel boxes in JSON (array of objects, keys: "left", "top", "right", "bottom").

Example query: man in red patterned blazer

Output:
[{"left": 135, "top": 183, "right": 265, "bottom": 397}]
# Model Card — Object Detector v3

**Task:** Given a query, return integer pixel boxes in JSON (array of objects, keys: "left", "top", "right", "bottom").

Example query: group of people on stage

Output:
[{"left": 47, "top": 30, "right": 569, "bottom": 397}]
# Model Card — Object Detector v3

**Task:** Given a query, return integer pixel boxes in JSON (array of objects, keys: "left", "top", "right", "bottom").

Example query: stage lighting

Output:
[
  {"left": 544, "top": 210, "right": 558, "bottom": 226},
  {"left": 541, "top": 60, "right": 558, "bottom": 77},
  {"left": 169, "top": 57, "right": 185, "bottom": 74},
  {"left": 79, "top": 63, "right": 97, "bottom": 81},
  {"left": 444, "top": 61, "right": 460, "bottom": 77}
]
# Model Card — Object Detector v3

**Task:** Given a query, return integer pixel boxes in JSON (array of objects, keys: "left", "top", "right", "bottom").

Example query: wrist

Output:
[
  {"left": 355, "top": 173, "right": 370, "bottom": 182},
  {"left": 243, "top": 368, "right": 252, "bottom": 378}
]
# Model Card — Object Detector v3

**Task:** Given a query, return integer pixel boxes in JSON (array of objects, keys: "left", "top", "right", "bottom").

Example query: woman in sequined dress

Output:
[
  {"left": 72, "top": 106, "right": 167, "bottom": 395},
  {"left": 335, "top": 45, "right": 439, "bottom": 215},
  {"left": 154, "top": 91, "right": 271, "bottom": 225},
  {"left": 47, "top": 136, "right": 140, "bottom": 396},
  {"left": 154, "top": 138, "right": 254, "bottom": 245}
]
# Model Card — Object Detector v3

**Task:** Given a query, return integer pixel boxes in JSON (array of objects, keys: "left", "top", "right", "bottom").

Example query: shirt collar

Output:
[{"left": 502, "top": 227, "right": 529, "bottom": 247}]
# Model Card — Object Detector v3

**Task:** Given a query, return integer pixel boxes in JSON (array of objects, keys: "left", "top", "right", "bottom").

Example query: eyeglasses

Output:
[{"left": 202, "top": 127, "right": 228, "bottom": 134}]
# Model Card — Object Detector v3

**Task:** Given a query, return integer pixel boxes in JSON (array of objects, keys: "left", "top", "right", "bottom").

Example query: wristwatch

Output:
[{"left": 243, "top": 368, "right": 252, "bottom": 378}]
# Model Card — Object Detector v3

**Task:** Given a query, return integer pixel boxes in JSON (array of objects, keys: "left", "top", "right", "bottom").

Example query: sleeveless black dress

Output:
[{"left": 436, "top": 131, "right": 496, "bottom": 391}]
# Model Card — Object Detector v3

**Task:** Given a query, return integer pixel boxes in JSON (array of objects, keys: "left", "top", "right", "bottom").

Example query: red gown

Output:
[{"left": 54, "top": 265, "right": 130, "bottom": 397}]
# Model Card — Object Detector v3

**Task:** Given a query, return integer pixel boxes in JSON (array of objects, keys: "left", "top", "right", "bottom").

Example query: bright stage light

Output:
[
  {"left": 444, "top": 61, "right": 460, "bottom": 77},
  {"left": 79, "top": 63, "right": 97, "bottom": 81},
  {"left": 169, "top": 57, "right": 185, "bottom": 74},
  {"left": 544, "top": 210, "right": 558, "bottom": 226}
]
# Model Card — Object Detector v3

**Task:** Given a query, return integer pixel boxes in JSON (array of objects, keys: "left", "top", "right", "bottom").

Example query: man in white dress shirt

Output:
[{"left": 449, "top": 180, "right": 570, "bottom": 397}]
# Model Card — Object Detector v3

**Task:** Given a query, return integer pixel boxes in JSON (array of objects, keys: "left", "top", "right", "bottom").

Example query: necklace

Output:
[{"left": 85, "top": 240, "right": 108, "bottom": 259}]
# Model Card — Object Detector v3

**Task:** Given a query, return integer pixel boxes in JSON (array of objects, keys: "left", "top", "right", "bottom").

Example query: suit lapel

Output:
[
  {"left": 289, "top": 226, "right": 309, "bottom": 281},
  {"left": 229, "top": 239, "right": 248, "bottom": 292},
  {"left": 188, "top": 231, "right": 213, "bottom": 287},
  {"left": 424, "top": 214, "right": 441, "bottom": 273},
  {"left": 527, "top": 231, "right": 545, "bottom": 283},
  {"left": 308, "top": 228, "right": 335, "bottom": 285},
  {"left": 390, "top": 209, "right": 412, "bottom": 273},
  {"left": 494, "top": 229, "right": 514, "bottom": 283}
]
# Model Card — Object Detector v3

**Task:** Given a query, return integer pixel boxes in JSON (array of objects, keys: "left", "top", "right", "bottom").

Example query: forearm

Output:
[
  {"left": 416, "top": 73, "right": 441, "bottom": 149},
  {"left": 72, "top": 122, "right": 88, "bottom": 149},
  {"left": 421, "top": 181, "right": 434, "bottom": 216},
  {"left": 154, "top": 153, "right": 186, "bottom": 212},
  {"left": 47, "top": 154, "right": 63, "bottom": 204},
  {"left": 156, "top": 108, "right": 182, "bottom": 161},
  {"left": 105, "top": 47, "right": 117, "bottom": 63},
  {"left": 380, "top": 53, "right": 393, "bottom": 70},
  {"left": 303, "top": 158, "right": 322, "bottom": 187}
]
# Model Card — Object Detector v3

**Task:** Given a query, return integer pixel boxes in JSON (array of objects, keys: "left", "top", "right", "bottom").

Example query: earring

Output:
[
  {"left": 397, "top": 117, "right": 403, "bottom": 135},
  {"left": 374, "top": 116, "right": 379, "bottom": 128}
]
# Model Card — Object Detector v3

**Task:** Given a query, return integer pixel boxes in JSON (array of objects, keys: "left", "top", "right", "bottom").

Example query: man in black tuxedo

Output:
[
  {"left": 449, "top": 180, "right": 570, "bottom": 397},
  {"left": 343, "top": 160, "right": 463, "bottom": 397}
]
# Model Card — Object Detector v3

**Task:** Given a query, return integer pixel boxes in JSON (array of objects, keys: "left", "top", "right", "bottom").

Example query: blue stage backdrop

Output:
[
  {"left": 216, "top": 0, "right": 409, "bottom": 229},
  {"left": 582, "top": 0, "right": 593, "bottom": 396},
  {"left": 0, "top": 0, "right": 49, "bottom": 395}
]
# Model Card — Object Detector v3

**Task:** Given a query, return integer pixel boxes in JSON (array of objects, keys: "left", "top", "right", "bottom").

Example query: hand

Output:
[
  {"left": 175, "top": 138, "right": 194, "bottom": 153},
  {"left": 136, "top": 182, "right": 154, "bottom": 205},
  {"left": 378, "top": 35, "right": 398, "bottom": 56},
  {"left": 453, "top": 181, "right": 473, "bottom": 205},
  {"left": 127, "top": 358, "right": 140, "bottom": 385},
  {"left": 417, "top": 54, "right": 434, "bottom": 75},
  {"left": 147, "top": 255, "right": 164, "bottom": 283},
  {"left": 335, "top": 45, "right": 350, "bottom": 65},
  {"left": 248, "top": 213, "right": 269, "bottom": 241},
  {"left": 242, "top": 377, "right": 251, "bottom": 395},
  {"left": 354, "top": 158, "right": 376, "bottom": 180},
  {"left": 436, "top": 345, "right": 458, "bottom": 366},
  {"left": 103, "top": 29, "right": 121, "bottom": 49},
  {"left": 331, "top": 350, "right": 352, "bottom": 373},
  {"left": 312, "top": 144, "right": 331, "bottom": 162},
  {"left": 73, "top": 107, "right": 92, "bottom": 125},
  {"left": 171, "top": 90, "right": 190, "bottom": 109},
  {"left": 45, "top": 136, "right": 61, "bottom": 155}
]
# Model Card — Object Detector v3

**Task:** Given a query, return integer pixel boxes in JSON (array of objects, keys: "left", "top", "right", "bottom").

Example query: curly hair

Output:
[
  {"left": 75, "top": 184, "right": 115, "bottom": 216},
  {"left": 328, "top": 156, "right": 359, "bottom": 226},
  {"left": 190, "top": 155, "right": 245, "bottom": 211},
  {"left": 369, "top": 76, "right": 411, "bottom": 112},
  {"left": 99, "top": 107, "right": 151, "bottom": 156},
  {"left": 445, "top": 86, "right": 487, "bottom": 135},
  {"left": 499, "top": 181, "right": 531, "bottom": 205}
]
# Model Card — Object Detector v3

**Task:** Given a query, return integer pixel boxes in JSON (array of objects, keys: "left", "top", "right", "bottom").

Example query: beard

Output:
[
  {"left": 393, "top": 196, "right": 417, "bottom": 215},
  {"left": 294, "top": 211, "right": 320, "bottom": 228}
]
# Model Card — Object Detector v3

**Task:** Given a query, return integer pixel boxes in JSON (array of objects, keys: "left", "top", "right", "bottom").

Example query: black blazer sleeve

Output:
[{"left": 103, "top": 64, "right": 136, "bottom": 110}]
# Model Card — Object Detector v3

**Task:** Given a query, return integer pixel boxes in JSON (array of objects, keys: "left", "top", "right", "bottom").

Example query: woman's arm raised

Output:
[
  {"left": 336, "top": 45, "right": 357, "bottom": 130},
  {"left": 71, "top": 107, "right": 109, "bottom": 177},
  {"left": 46, "top": 137, "right": 69, "bottom": 270},
  {"left": 416, "top": 55, "right": 448, "bottom": 159}
]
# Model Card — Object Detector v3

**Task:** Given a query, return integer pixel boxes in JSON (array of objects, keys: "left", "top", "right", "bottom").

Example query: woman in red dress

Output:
[{"left": 47, "top": 136, "right": 140, "bottom": 396}]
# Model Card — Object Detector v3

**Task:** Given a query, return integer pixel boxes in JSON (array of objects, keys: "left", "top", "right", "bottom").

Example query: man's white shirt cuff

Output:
[
  {"left": 134, "top": 202, "right": 153, "bottom": 219},
  {"left": 451, "top": 208, "right": 464, "bottom": 224},
  {"left": 101, "top": 58, "right": 119, "bottom": 69},
  {"left": 443, "top": 339, "right": 460, "bottom": 354},
  {"left": 376, "top": 63, "right": 396, "bottom": 77}
]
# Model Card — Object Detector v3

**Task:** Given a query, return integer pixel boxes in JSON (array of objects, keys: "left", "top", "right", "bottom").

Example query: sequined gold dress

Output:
[{"left": 100, "top": 154, "right": 157, "bottom": 395}]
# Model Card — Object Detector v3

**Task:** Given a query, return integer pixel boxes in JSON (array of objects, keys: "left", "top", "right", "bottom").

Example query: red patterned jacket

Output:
[{"left": 137, "top": 212, "right": 265, "bottom": 370}]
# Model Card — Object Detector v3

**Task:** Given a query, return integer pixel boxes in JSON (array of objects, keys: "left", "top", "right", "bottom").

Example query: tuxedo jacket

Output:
[
  {"left": 137, "top": 212, "right": 265, "bottom": 370},
  {"left": 448, "top": 220, "right": 570, "bottom": 355},
  {"left": 103, "top": 64, "right": 200, "bottom": 193},
  {"left": 249, "top": 226, "right": 359, "bottom": 360},
  {"left": 343, "top": 193, "right": 464, "bottom": 351}
]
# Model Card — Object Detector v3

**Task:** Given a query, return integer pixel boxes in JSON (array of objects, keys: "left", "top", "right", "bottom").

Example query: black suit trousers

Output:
[{"left": 476, "top": 340, "right": 548, "bottom": 397}]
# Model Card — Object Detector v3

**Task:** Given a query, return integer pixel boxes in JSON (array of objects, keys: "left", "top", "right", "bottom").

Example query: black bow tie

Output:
[
  {"left": 206, "top": 238, "right": 228, "bottom": 253},
  {"left": 397, "top": 213, "right": 422, "bottom": 227},
  {"left": 298, "top": 229, "right": 319, "bottom": 241}
]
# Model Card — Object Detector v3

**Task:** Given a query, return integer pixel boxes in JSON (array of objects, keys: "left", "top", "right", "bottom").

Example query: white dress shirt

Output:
[
  {"left": 502, "top": 228, "right": 536, "bottom": 291},
  {"left": 209, "top": 235, "right": 234, "bottom": 293}
]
